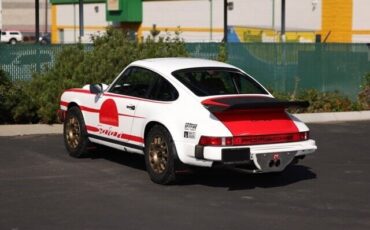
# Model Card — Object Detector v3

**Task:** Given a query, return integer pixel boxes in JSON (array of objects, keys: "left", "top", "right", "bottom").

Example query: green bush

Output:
[
  {"left": 271, "top": 88, "right": 360, "bottom": 113},
  {"left": 0, "top": 70, "right": 38, "bottom": 124},
  {"left": 0, "top": 69, "right": 13, "bottom": 123},
  {"left": 358, "top": 73, "right": 370, "bottom": 110}
]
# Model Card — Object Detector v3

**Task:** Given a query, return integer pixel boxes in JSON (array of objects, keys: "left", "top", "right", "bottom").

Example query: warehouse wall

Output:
[
  {"left": 53, "top": 3, "right": 109, "bottom": 43},
  {"left": 1, "top": 0, "right": 50, "bottom": 35}
]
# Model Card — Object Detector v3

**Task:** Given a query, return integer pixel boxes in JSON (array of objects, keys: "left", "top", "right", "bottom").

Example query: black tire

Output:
[
  {"left": 145, "top": 125, "right": 177, "bottom": 185},
  {"left": 63, "top": 106, "right": 90, "bottom": 158},
  {"left": 9, "top": 39, "right": 17, "bottom": 45}
]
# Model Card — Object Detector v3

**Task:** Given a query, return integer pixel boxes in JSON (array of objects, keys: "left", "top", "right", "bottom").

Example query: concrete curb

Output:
[
  {"left": 0, "top": 124, "right": 63, "bottom": 137},
  {"left": 293, "top": 110, "right": 370, "bottom": 123},
  {"left": 0, "top": 111, "right": 369, "bottom": 136}
]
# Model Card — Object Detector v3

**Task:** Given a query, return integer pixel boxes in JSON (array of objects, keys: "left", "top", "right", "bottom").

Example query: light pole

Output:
[
  {"left": 223, "top": 0, "right": 227, "bottom": 42},
  {"left": 35, "top": 0, "right": 40, "bottom": 43},
  {"left": 281, "top": 0, "right": 286, "bottom": 42},
  {"left": 79, "top": 0, "right": 84, "bottom": 41},
  {"left": 210, "top": 0, "right": 213, "bottom": 41}
]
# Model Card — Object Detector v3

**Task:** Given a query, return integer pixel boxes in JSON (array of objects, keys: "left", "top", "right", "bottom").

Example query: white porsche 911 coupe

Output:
[{"left": 58, "top": 58, "right": 317, "bottom": 184}]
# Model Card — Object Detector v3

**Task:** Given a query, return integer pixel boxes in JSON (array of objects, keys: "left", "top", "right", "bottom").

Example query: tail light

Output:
[{"left": 198, "top": 131, "right": 309, "bottom": 146}]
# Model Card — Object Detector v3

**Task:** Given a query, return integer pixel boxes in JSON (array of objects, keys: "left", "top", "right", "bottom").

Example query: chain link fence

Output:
[{"left": 1, "top": 43, "right": 370, "bottom": 99}]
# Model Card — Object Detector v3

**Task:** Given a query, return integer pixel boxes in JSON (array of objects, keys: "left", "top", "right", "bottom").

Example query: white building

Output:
[
  {"left": 47, "top": 0, "right": 370, "bottom": 44},
  {"left": 0, "top": 0, "right": 50, "bottom": 37}
]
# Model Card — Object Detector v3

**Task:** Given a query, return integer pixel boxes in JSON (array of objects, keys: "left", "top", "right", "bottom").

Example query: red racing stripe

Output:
[
  {"left": 65, "top": 88, "right": 92, "bottom": 94},
  {"left": 120, "top": 133, "right": 144, "bottom": 143},
  {"left": 60, "top": 101, "right": 68, "bottom": 107},
  {"left": 80, "top": 106, "right": 100, "bottom": 113},
  {"left": 86, "top": 125, "right": 99, "bottom": 132},
  {"left": 86, "top": 125, "right": 144, "bottom": 144},
  {"left": 103, "top": 92, "right": 169, "bottom": 104},
  {"left": 118, "top": 113, "right": 145, "bottom": 119}
]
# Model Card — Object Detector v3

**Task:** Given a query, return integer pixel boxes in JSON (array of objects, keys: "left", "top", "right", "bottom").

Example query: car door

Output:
[{"left": 98, "top": 66, "right": 159, "bottom": 152}]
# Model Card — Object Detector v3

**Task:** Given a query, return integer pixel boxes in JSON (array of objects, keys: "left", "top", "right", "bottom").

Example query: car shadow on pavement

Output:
[
  {"left": 177, "top": 165, "right": 317, "bottom": 190},
  {"left": 87, "top": 147, "right": 317, "bottom": 190}
]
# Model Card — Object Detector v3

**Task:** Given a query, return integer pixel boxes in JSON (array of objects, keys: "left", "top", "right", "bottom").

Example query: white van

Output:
[{"left": 0, "top": 30, "right": 24, "bottom": 44}]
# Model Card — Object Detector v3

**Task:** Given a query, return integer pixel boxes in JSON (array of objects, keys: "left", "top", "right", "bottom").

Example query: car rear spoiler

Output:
[{"left": 201, "top": 96, "right": 309, "bottom": 113}]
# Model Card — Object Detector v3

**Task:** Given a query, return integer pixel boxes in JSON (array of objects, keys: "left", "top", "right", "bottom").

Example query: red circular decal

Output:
[{"left": 99, "top": 99, "right": 119, "bottom": 127}]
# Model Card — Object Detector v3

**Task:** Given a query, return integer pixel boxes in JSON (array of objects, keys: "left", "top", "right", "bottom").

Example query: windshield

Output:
[{"left": 172, "top": 68, "right": 268, "bottom": 96}]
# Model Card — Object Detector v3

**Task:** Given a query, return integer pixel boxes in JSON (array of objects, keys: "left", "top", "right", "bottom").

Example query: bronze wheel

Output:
[
  {"left": 63, "top": 106, "right": 90, "bottom": 158},
  {"left": 149, "top": 136, "right": 169, "bottom": 174},
  {"left": 65, "top": 116, "right": 81, "bottom": 150},
  {"left": 145, "top": 125, "right": 177, "bottom": 185}
]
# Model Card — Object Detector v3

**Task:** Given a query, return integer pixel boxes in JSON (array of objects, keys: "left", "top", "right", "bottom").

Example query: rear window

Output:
[
  {"left": 172, "top": 68, "right": 268, "bottom": 96},
  {"left": 10, "top": 32, "right": 20, "bottom": 35}
]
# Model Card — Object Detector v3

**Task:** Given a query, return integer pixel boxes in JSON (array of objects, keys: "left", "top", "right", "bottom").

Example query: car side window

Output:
[
  {"left": 110, "top": 67, "right": 178, "bottom": 101},
  {"left": 148, "top": 77, "right": 179, "bottom": 101}
]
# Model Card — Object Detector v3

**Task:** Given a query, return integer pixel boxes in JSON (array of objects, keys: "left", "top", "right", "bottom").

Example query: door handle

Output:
[{"left": 126, "top": 105, "right": 136, "bottom": 110}]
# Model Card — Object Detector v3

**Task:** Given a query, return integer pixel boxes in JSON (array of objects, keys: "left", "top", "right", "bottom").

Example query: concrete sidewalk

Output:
[{"left": 0, "top": 111, "right": 369, "bottom": 136}]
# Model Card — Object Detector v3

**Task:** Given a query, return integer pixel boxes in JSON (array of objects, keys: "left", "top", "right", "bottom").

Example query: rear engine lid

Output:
[{"left": 202, "top": 96, "right": 309, "bottom": 136}]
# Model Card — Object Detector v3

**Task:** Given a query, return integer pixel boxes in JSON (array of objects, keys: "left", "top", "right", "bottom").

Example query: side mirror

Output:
[{"left": 90, "top": 83, "right": 103, "bottom": 94}]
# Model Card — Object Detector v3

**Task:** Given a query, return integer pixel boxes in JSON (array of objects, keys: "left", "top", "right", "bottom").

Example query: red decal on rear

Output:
[
  {"left": 99, "top": 99, "right": 119, "bottom": 127},
  {"left": 214, "top": 109, "right": 298, "bottom": 136}
]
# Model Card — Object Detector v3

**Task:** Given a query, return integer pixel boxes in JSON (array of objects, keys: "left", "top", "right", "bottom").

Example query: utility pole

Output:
[
  {"left": 223, "top": 0, "right": 227, "bottom": 42},
  {"left": 210, "top": 0, "right": 213, "bottom": 41},
  {"left": 45, "top": 0, "right": 48, "bottom": 33},
  {"left": 35, "top": 0, "right": 40, "bottom": 43},
  {"left": 281, "top": 0, "right": 286, "bottom": 42},
  {"left": 79, "top": 0, "right": 84, "bottom": 41}
]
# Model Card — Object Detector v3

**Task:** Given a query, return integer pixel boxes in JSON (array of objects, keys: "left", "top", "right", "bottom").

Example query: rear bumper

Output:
[{"left": 194, "top": 139, "right": 317, "bottom": 172}]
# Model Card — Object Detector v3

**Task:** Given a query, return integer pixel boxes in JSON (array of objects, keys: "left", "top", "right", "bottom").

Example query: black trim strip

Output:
[{"left": 88, "top": 134, "right": 145, "bottom": 151}]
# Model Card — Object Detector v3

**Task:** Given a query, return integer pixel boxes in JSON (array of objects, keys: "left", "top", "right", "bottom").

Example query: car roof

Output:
[{"left": 130, "top": 58, "right": 238, "bottom": 75}]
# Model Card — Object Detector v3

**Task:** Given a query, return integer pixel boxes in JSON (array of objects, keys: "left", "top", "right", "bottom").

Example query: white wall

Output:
[
  {"left": 142, "top": 0, "right": 224, "bottom": 41},
  {"left": 57, "top": 3, "right": 109, "bottom": 43},
  {"left": 142, "top": 0, "right": 322, "bottom": 42},
  {"left": 353, "top": 0, "right": 370, "bottom": 30},
  {"left": 1, "top": 0, "right": 50, "bottom": 33},
  {"left": 228, "top": 0, "right": 273, "bottom": 28},
  {"left": 0, "top": 0, "right": 2, "bottom": 30},
  {"left": 274, "top": 0, "right": 321, "bottom": 31}
]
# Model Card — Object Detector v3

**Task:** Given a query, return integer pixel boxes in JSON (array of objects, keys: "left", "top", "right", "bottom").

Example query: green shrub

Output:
[
  {"left": 271, "top": 88, "right": 358, "bottom": 113},
  {"left": 358, "top": 73, "right": 370, "bottom": 110},
  {"left": 0, "top": 69, "right": 13, "bottom": 123},
  {"left": 0, "top": 70, "right": 38, "bottom": 124}
]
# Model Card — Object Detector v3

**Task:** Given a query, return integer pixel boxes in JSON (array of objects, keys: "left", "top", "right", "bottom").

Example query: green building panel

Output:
[
  {"left": 106, "top": 0, "right": 142, "bottom": 23},
  {"left": 50, "top": 0, "right": 142, "bottom": 23},
  {"left": 50, "top": 0, "right": 104, "bottom": 4}
]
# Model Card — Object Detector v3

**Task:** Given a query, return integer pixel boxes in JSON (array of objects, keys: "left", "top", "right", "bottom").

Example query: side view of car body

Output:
[
  {"left": 58, "top": 58, "right": 317, "bottom": 184},
  {"left": 0, "top": 30, "right": 23, "bottom": 44}
]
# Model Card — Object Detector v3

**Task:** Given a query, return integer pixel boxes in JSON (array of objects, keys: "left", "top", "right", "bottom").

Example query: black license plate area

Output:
[{"left": 222, "top": 148, "right": 251, "bottom": 162}]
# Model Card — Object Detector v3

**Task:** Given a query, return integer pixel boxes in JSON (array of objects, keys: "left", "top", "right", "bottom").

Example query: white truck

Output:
[{"left": 0, "top": 30, "right": 24, "bottom": 44}]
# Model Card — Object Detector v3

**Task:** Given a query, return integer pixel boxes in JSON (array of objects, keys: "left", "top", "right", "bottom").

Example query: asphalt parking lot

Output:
[{"left": 0, "top": 121, "right": 370, "bottom": 230}]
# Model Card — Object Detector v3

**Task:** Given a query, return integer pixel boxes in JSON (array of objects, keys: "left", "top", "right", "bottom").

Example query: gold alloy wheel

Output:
[
  {"left": 65, "top": 115, "right": 81, "bottom": 150},
  {"left": 149, "top": 136, "right": 169, "bottom": 174}
]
